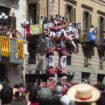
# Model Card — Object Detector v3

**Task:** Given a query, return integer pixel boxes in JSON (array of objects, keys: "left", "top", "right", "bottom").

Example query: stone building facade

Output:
[
  {"left": 0, "top": 0, "right": 27, "bottom": 85},
  {"left": 26, "top": 0, "right": 105, "bottom": 84}
]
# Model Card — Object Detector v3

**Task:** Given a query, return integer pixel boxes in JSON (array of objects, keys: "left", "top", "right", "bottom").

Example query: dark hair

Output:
[
  {"left": 0, "top": 86, "right": 13, "bottom": 104},
  {"left": 19, "top": 83, "right": 24, "bottom": 88},
  {"left": 13, "top": 84, "right": 19, "bottom": 88},
  {"left": 14, "top": 91, "right": 20, "bottom": 99},
  {"left": 29, "top": 86, "right": 38, "bottom": 102}
]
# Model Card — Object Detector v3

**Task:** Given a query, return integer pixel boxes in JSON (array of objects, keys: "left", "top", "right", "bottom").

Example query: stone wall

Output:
[{"left": 1, "top": 57, "right": 23, "bottom": 86}]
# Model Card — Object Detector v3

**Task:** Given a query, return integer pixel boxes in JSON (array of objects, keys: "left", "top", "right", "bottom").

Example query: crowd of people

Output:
[
  {"left": 0, "top": 80, "right": 105, "bottom": 105},
  {"left": 0, "top": 25, "right": 22, "bottom": 39}
]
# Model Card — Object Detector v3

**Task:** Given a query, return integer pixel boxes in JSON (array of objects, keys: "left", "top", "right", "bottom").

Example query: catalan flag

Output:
[
  {"left": 0, "top": 36, "right": 10, "bottom": 57},
  {"left": 17, "top": 40, "right": 24, "bottom": 59},
  {"left": 10, "top": 39, "right": 23, "bottom": 64}
]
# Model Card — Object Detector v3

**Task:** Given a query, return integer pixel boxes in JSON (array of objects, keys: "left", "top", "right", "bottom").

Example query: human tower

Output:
[{"left": 41, "top": 15, "right": 80, "bottom": 80}]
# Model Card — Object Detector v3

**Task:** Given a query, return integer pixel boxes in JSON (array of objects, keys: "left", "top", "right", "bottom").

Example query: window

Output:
[
  {"left": 81, "top": 72, "right": 90, "bottom": 83},
  {"left": 83, "top": 10, "right": 92, "bottom": 31},
  {"left": 65, "top": 42, "right": 72, "bottom": 65},
  {"left": 84, "top": 57, "right": 88, "bottom": 68},
  {"left": 67, "top": 55, "right": 71, "bottom": 65},
  {"left": 65, "top": 4, "right": 76, "bottom": 22},
  {"left": 99, "top": 59, "right": 104, "bottom": 70},
  {"left": 28, "top": 42, "right": 36, "bottom": 64},
  {"left": 97, "top": 74, "right": 105, "bottom": 85},
  {"left": 7, "top": 16, "right": 16, "bottom": 29},
  {"left": 28, "top": 4, "right": 37, "bottom": 24},
  {"left": 0, "top": 6, "right": 10, "bottom": 15},
  {"left": 98, "top": 16, "right": 105, "bottom": 38}
]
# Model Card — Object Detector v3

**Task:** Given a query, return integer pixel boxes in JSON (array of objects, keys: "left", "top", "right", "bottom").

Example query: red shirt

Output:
[
  {"left": 58, "top": 48, "right": 67, "bottom": 57},
  {"left": 31, "top": 102, "right": 39, "bottom": 105}
]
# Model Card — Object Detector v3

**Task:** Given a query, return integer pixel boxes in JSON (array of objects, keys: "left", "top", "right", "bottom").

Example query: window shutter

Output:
[
  {"left": 65, "top": 4, "right": 67, "bottom": 18},
  {"left": 102, "top": 17, "right": 104, "bottom": 34},
  {"left": 97, "top": 17, "right": 100, "bottom": 44},
  {"left": 83, "top": 10, "right": 86, "bottom": 31},
  {"left": 7, "top": 16, "right": 16, "bottom": 29},
  {"left": 36, "top": 2, "right": 40, "bottom": 24},
  {"left": 98, "top": 16, "right": 101, "bottom": 44},
  {"left": 7, "top": 16, "right": 11, "bottom": 27},
  {"left": 89, "top": 13, "right": 92, "bottom": 27},
  {"left": 98, "top": 16, "right": 100, "bottom": 35},
  {"left": 103, "top": 17, "right": 105, "bottom": 31},
  {"left": 73, "top": 7, "right": 76, "bottom": 22},
  {"left": 11, "top": 16, "right": 16, "bottom": 29}
]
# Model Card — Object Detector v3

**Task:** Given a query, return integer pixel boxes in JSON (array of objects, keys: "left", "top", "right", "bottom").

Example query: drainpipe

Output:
[{"left": 47, "top": 0, "right": 49, "bottom": 18}]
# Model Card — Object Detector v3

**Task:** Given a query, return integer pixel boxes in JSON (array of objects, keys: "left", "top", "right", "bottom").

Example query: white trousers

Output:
[
  {"left": 46, "top": 37, "right": 52, "bottom": 48},
  {"left": 49, "top": 31, "right": 55, "bottom": 37},
  {"left": 56, "top": 29, "right": 67, "bottom": 37},
  {"left": 67, "top": 35, "right": 77, "bottom": 50},
  {"left": 48, "top": 55, "right": 54, "bottom": 67},
  {"left": 71, "top": 40, "right": 77, "bottom": 50},
  {"left": 59, "top": 56, "right": 67, "bottom": 69},
  {"left": 61, "top": 40, "right": 65, "bottom": 48}
]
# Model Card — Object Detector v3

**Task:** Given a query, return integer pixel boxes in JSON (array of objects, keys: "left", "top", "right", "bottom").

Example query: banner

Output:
[
  {"left": 10, "top": 39, "right": 23, "bottom": 64},
  {"left": 17, "top": 40, "right": 24, "bottom": 59},
  {"left": 30, "top": 24, "right": 42, "bottom": 35},
  {"left": 0, "top": 36, "right": 10, "bottom": 57},
  {"left": 0, "top": 36, "right": 1, "bottom": 61},
  {"left": 26, "top": 25, "right": 30, "bottom": 37}
]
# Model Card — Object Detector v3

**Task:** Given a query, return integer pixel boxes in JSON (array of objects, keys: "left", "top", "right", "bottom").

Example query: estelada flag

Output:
[
  {"left": 17, "top": 40, "right": 24, "bottom": 59},
  {"left": 0, "top": 36, "right": 10, "bottom": 57}
]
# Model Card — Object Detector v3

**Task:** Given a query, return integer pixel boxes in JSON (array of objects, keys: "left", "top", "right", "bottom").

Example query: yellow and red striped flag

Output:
[
  {"left": 17, "top": 40, "right": 24, "bottom": 59},
  {"left": 0, "top": 36, "right": 10, "bottom": 57}
]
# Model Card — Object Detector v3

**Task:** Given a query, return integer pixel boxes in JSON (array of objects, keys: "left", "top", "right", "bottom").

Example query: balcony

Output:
[
  {"left": 91, "top": 0, "right": 105, "bottom": 5},
  {"left": 27, "top": 0, "right": 38, "bottom": 4},
  {"left": 99, "top": 0, "right": 105, "bottom": 3}
]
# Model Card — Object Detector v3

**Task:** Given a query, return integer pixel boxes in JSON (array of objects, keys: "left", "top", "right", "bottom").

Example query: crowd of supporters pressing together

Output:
[{"left": 0, "top": 80, "right": 105, "bottom": 105}]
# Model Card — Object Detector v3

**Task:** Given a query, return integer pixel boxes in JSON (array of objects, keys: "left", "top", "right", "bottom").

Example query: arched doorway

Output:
[{"left": 0, "top": 63, "right": 6, "bottom": 82}]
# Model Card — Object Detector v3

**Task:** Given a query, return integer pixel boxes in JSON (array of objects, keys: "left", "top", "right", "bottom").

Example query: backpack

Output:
[{"left": 88, "top": 32, "right": 96, "bottom": 42}]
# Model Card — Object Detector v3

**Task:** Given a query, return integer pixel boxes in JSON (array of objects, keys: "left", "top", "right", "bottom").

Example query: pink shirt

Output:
[{"left": 55, "top": 26, "right": 62, "bottom": 31}]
